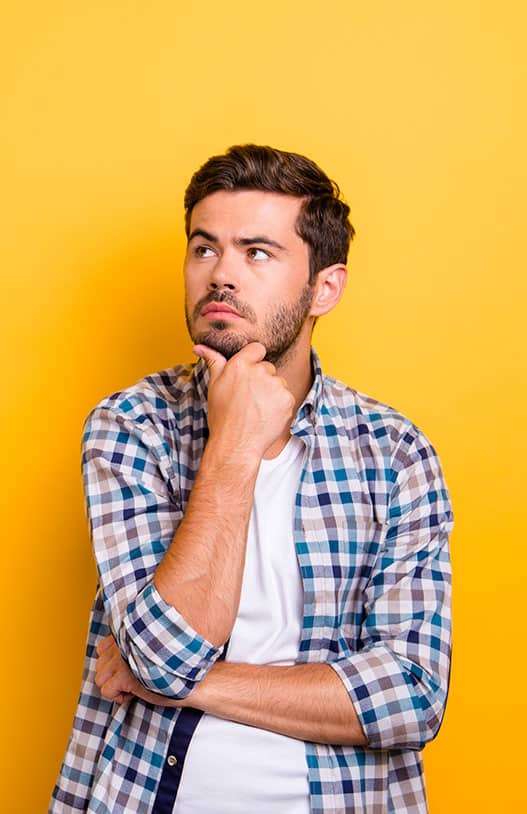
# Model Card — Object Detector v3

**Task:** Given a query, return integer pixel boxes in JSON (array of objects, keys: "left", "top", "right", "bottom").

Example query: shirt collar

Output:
[{"left": 291, "top": 348, "right": 324, "bottom": 435}]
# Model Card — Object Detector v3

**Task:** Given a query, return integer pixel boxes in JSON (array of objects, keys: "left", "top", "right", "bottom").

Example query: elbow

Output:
[
  {"left": 128, "top": 648, "right": 211, "bottom": 700},
  {"left": 398, "top": 713, "right": 444, "bottom": 752},
  {"left": 110, "top": 579, "right": 223, "bottom": 699},
  {"left": 119, "top": 627, "right": 219, "bottom": 700},
  {"left": 420, "top": 696, "right": 448, "bottom": 746},
  {"left": 366, "top": 689, "right": 448, "bottom": 752}
]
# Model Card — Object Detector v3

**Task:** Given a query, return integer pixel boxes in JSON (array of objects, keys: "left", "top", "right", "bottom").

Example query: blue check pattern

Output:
[{"left": 50, "top": 350, "right": 452, "bottom": 813}]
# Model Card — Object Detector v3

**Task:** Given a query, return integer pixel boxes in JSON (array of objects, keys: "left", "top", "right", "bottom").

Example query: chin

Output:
[{"left": 193, "top": 328, "right": 249, "bottom": 360}]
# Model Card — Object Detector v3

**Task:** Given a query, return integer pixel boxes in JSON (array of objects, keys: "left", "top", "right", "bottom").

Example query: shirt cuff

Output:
[
  {"left": 329, "top": 646, "right": 437, "bottom": 751},
  {"left": 119, "top": 581, "right": 222, "bottom": 697}
]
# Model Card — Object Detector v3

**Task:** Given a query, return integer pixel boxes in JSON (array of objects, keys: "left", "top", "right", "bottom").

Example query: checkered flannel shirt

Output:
[{"left": 50, "top": 350, "right": 453, "bottom": 813}]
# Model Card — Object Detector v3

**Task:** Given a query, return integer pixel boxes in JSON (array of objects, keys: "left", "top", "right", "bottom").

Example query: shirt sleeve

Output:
[
  {"left": 82, "top": 402, "right": 222, "bottom": 699},
  {"left": 329, "top": 431, "right": 453, "bottom": 751}
]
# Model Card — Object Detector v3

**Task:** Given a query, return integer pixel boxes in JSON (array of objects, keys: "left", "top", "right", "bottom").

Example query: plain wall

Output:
[{"left": 2, "top": 2, "right": 526, "bottom": 811}]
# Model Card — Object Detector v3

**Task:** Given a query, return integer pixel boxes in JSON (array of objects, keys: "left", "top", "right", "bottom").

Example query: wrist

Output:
[
  {"left": 186, "top": 662, "right": 224, "bottom": 712},
  {"left": 204, "top": 434, "right": 263, "bottom": 470}
]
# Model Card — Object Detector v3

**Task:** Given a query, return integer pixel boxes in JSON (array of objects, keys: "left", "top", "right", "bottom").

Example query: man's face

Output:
[{"left": 184, "top": 190, "right": 315, "bottom": 365}]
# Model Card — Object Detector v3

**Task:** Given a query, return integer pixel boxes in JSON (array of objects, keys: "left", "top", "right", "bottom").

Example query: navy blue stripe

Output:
[
  {"left": 152, "top": 643, "right": 228, "bottom": 813},
  {"left": 151, "top": 706, "right": 203, "bottom": 814}
]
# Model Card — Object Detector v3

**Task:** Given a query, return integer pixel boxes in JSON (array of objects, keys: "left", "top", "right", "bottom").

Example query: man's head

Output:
[
  {"left": 183, "top": 145, "right": 354, "bottom": 365},
  {"left": 184, "top": 144, "right": 355, "bottom": 284}
]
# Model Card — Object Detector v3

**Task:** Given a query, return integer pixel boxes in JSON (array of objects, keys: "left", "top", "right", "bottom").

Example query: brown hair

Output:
[{"left": 184, "top": 144, "right": 355, "bottom": 283}]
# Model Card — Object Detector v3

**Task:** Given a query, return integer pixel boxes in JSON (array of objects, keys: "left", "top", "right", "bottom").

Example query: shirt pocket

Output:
[{"left": 298, "top": 502, "right": 387, "bottom": 651}]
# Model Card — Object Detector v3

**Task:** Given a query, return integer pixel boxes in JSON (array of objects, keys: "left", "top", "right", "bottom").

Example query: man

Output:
[{"left": 51, "top": 144, "right": 453, "bottom": 813}]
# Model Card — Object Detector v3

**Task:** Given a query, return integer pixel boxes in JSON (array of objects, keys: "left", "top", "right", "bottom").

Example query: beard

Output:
[{"left": 185, "top": 286, "right": 314, "bottom": 366}]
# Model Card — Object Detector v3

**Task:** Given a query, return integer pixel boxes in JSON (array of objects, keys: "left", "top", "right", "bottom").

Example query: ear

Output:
[{"left": 309, "top": 263, "right": 347, "bottom": 318}]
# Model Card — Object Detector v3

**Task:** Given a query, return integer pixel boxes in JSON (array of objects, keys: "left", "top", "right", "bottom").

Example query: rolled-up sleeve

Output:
[
  {"left": 82, "top": 402, "right": 222, "bottom": 699},
  {"left": 330, "top": 432, "right": 453, "bottom": 751}
]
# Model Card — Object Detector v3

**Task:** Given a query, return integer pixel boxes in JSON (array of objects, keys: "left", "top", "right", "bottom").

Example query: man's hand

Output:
[
  {"left": 193, "top": 342, "right": 295, "bottom": 460},
  {"left": 95, "top": 635, "right": 193, "bottom": 707},
  {"left": 95, "top": 636, "right": 188, "bottom": 706},
  {"left": 95, "top": 636, "right": 141, "bottom": 703},
  {"left": 153, "top": 341, "right": 296, "bottom": 648},
  {"left": 94, "top": 639, "right": 366, "bottom": 746}
]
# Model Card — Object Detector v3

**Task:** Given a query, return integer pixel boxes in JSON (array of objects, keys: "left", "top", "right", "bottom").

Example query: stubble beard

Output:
[{"left": 185, "top": 285, "right": 315, "bottom": 367}]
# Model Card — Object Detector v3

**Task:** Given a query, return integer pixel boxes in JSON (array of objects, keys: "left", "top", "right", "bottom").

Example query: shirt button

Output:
[{"left": 167, "top": 755, "right": 178, "bottom": 767}]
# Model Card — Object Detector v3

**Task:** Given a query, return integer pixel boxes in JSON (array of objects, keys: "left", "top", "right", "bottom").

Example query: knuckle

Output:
[{"left": 228, "top": 356, "right": 242, "bottom": 372}]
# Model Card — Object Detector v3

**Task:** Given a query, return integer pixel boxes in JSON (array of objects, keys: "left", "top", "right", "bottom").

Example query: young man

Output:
[{"left": 51, "top": 145, "right": 453, "bottom": 813}]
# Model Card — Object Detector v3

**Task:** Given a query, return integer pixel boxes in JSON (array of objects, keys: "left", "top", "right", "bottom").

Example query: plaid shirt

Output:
[{"left": 50, "top": 351, "right": 453, "bottom": 814}]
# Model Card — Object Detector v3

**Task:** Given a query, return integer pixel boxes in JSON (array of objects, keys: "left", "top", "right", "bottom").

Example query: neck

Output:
[
  {"left": 262, "top": 340, "right": 314, "bottom": 460},
  {"left": 276, "top": 343, "right": 314, "bottom": 414}
]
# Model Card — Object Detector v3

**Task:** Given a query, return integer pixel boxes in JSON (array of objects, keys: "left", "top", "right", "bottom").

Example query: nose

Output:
[{"left": 207, "top": 251, "right": 239, "bottom": 292}]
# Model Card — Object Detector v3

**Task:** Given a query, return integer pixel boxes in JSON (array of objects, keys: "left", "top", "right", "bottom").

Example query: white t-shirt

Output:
[{"left": 174, "top": 436, "right": 310, "bottom": 813}]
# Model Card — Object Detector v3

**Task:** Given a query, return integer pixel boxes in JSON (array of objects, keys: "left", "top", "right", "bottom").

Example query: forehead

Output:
[{"left": 188, "top": 190, "right": 305, "bottom": 243}]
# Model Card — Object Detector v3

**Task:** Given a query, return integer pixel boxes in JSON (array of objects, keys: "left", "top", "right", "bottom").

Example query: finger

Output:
[
  {"left": 99, "top": 671, "right": 122, "bottom": 699},
  {"left": 95, "top": 649, "right": 122, "bottom": 687},
  {"left": 95, "top": 635, "right": 115, "bottom": 657},
  {"left": 100, "top": 682, "right": 122, "bottom": 702},
  {"left": 259, "top": 361, "right": 277, "bottom": 377},
  {"left": 95, "top": 646, "right": 114, "bottom": 669},
  {"left": 95, "top": 658, "right": 117, "bottom": 688},
  {"left": 234, "top": 342, "right": 267, "bottom": 364},
  {"left": 94, "top": 646, "right": 117, "bottom": 677},
  {"left": 192, "top": 345, "right": 227, "bottom": 382},
  {"left": 101, "top": 669, "right": 135, "bottom": 701},
  {"left": 114, "top": 692, "right": 134, "bottom": 704}
]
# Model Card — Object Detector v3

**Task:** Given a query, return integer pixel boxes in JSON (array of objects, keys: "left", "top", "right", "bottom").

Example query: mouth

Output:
[{"left": 201, "top": 303, "right": 242, "bottom": 320}]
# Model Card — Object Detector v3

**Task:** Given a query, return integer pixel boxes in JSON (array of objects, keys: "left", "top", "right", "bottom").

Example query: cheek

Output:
[{"left": 183, "top": 271, "right": 200, "bottom": 306}]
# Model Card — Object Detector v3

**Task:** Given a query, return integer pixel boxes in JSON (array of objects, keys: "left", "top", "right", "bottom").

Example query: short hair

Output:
[{"left": 184, "top": 144, "right": 355, "bottom": 283}]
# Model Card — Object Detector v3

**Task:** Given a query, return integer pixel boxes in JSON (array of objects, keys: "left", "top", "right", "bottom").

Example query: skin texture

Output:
[
  {"left": 95, "top": 636, "right": 367, "bottom": 746},
  {"left": 184, "top": 190, "right": 317, "bottom": 366},
  {"left": 95, "top": 190, "right": 367, "bottom": 747},
  {"left": 153, "top": 340, "right": 296, "bottom": 645}
]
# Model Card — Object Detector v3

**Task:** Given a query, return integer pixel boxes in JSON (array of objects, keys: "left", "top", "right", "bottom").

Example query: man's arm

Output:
[
  {"left": 96, "top": 424, "right": 452, "bottom": 751},
  {"left": 85, "top": 342, "right": 294, "bottom": 699},
  {"left": 95, "top": 637, "right": 367, "bottom": 746},
  {"left": 153, "top": 342, "right": 294, "bottom": 646},
  {"left": 328, "top": 432, "right": 453, "bottom": 751},
  {"left": 194, "top": 430, "right": 453, "bottom": 753}
]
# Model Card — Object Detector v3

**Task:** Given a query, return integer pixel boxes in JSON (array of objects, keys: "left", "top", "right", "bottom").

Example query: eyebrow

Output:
[
  {"left": 188, "top": 228, "right": 286, "bottom": 252},
  {"left": 188, "top": 228, "right": 218, "bottom": 243},
  {"left": 235, "top": 236, "right": 286, "bottom": 251}
]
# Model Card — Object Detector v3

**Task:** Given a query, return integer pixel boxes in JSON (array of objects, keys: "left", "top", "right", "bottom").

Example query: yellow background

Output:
[{"left": 2, "top": 2, "right": 526, "bottom": 811}]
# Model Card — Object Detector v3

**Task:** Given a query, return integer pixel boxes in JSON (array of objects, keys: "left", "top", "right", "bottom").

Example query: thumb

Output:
[{"left": 193, "top": 344, "right": 227, "bottom": 382}]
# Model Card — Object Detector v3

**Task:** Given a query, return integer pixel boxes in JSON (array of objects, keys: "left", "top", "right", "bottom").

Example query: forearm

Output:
[
  {"left": 149, "top": 661, "right": 367, "bottom": 746},
  {"left": 153, "top": 438, "right": 261, "bottom": 646},
  {"left": 192, "top": 662, "right": 367, "bottom": 746}
]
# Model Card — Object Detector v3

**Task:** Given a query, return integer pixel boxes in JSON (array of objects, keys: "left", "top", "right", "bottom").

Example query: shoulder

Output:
[
  {"left": 93, "top": 364, "right": 195, "bottom": 412},
  {"left": 319, "top": 374, "right": 440, "bottom": 475},
  {"left": 321, "top": 374, "right": 417, "bottom": 441},
  {"left": 83, "top": 363, "right": 203, "bottom": 440}
]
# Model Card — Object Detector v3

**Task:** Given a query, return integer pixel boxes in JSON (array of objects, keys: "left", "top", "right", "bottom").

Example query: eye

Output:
[
  {"left": 193, "top": 245, "right": 216, "bottom": 258},
  {"left": 247, "top": 247, "right": 271, "bottom": 261}
]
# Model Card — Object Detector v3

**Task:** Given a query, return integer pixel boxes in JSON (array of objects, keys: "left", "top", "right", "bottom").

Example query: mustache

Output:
[{"left": 192, "top": 291, "right": 257, "bottom": 323}]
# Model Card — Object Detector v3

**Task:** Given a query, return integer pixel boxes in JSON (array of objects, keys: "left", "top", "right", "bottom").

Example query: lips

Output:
[{"left": 201, "top": 302, "right": 242, "bottom": 319}]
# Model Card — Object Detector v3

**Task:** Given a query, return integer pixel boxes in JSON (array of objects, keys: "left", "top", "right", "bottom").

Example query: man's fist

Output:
[
  {"left": 95, "top": 636, "right": 140, "bottom": 704},
  {"left": 193, "top": 342, "right": 295, "bottom": 460}
]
